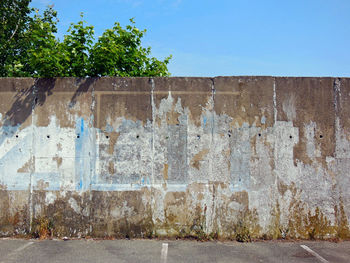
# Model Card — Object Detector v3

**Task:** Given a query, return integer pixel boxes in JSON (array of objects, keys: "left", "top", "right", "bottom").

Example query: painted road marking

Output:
[
  {"left": 161, "top": 243, "right": 168, "bottom": 263},
  {"left": 300, "top": 245, "right": 329, "bottom": 263},
  {"left": 13, "top": 242, "right": 34, "bottom": 253},
  {"left": 0, "top": 242, "right": 33, "bottom": 263}
]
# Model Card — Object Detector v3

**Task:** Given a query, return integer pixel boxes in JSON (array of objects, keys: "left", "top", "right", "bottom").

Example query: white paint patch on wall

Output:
[{"left": 282, "top": 93, "right": 296, "bottom": 122}]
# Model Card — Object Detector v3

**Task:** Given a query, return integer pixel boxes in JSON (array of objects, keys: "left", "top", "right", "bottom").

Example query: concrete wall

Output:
[{"left": 0, "top": 77, "right": 349, "bottom": 240}]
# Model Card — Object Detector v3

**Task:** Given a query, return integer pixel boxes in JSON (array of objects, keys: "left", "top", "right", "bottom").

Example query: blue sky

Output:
[{"left": 31, "top": 0, "right": 350, "bottom": 77}]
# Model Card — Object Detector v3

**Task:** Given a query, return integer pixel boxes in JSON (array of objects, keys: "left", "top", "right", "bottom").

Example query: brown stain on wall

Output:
[
  {"left": 222, "top": 149, "right": 230, "bottom": 171},
  {"left": 230, "top": 191, "right": 249, "bottom": 210},
  {"left": 163, "top": 192, "right": 187, "bottom": 225},
  {"left": 163, "top": 164, "right": 168, "bottom": 181},
  {"left": 272, "top": 183, "right": 349, "bottom": 240},
  {"left": 268, "top": 201, "right": 283, "bottom": 239},
  {"left": 288, "top": 202, "right": 336, "bottom": 239},
  {"left": 334, "top": 199, "right": 350, "bottom": 239},
  {"left": 95, "top": 78, "right": 152, "bottom": 129},
  {"left": 154, "top": 183, "right": 209, "bottom": 238},
  {"left": 166, "top": 104, "right": 181, "bottom": 125},
  {"left": 108, "top": 161, "right": 115, "bottom": 175},
  {"left": 31, "top": 191, "right": 91, "bottom": 237},
  {"left": 153, "top": 78, "right": 212, "bottom": 127},
  {"left": 0, "top": 78, "right": 35, "bottom": 130},
  {"left": 276, "top": 78, "right": 335, "bottom": 167},
  {"left": 34, "top": 78, "right": 95, "bottom": 128},
  {"left": 335, "top": 78, "right": 350, "bottom": 132},
  {"left": 17, "top": 157, "right": 34, "bottom": 173},
  {"left": 277, "top": 180, "right": 288, "bottom": 196},
  {"left": 36, "top": 180, "right": 49, "bottom": 191},
  {"left": 106, "top": 132, "right": 120, "bottom": 155},
  {"left": 90, "top": 188, "right": 153, "bottom": 238},
  {"left": 214, "top": 77, "right": 274, "bottom": 129},
  {"left": 191, "top": 149, "right": 209, "bottom": 170},
  {"left": 0, "top": 190, "right": 29, "bottom": 236},
  {"left": 53, "top": 156, "right": 62, "bottom": 168}
]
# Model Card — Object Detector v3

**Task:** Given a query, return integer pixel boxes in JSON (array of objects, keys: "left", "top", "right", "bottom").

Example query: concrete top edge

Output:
[
  {"left": 0, "top": 76, "right": 350, "bottom": 80},
  {"left": 0, "top": 76, "right": 348, "bottom": 93}
]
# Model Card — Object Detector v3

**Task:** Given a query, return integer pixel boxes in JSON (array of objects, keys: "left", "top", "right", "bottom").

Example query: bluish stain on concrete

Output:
[
  {"left": 91, "top": 183, "right": 147, "bottom": 191},
  {"left": 203, "top": 116, "right": 207, "bottom": 126},
  {"left": 0, "top": 125, "right": 20, "bottom": 146},
  {"left": 105, "top": 124, "right": 114, "bottom": 132},
  {"left": 0, "top": 129, "right": 31, "bottom": 190},
  {"left": 167, "top": 115, "right": 188, "bottom": 184},
  {"left": 75, "top": 118, "right": 92, "bottom": 191},
  {"left": 229, "top": 128, "right": 251, "bottom": 191},
  {"left": 32, "top": 172, "right": 60, "bottom": 190}
]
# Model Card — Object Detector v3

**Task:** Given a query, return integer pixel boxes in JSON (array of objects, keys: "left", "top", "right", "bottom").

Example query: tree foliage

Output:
[
  {"left": 0, "top": 0, "right": 171, "bottom": 77},
  {"left": 0, "top": 0, "right": 32, "bottom": 76},
  {"left": 89, "top": 19, "right": 171, "bottom": 77}
]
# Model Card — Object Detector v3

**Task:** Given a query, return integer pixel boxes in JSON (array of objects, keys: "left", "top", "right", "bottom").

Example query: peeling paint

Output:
[{"left": 0, "top": 77, "right": 349, "bottom": 240}]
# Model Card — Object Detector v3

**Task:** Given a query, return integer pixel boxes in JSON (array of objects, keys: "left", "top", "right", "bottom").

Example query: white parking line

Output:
[
  {"left": 13, "top": 242, "right": 34, "bottom": 253},
  {"left": 300, "top": 245, "right": 329, "bottom": 263},
  {"left": 0, "top": 242, "right": 33, "bottom": 263},
  {"left": 161, "top": 243, "right": 168, "bottom": 263}
]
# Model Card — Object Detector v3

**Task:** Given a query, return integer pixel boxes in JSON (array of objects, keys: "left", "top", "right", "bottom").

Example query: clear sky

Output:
[{"left": 31, "top": 0, "right": 350, "bottom": 77}]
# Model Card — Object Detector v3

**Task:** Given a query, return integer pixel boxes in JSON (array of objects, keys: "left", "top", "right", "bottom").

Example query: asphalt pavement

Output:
[{"left": 0, "top": 238, "right": 349, "bottom": 263}]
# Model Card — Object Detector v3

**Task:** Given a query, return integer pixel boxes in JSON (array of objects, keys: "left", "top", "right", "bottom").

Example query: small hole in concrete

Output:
[
  {"left": 228, "top": 134, "right": 231, "bottom": 137},
  {"left": 320, "top": 135, "right": 323, "bottom": 139},
  {"left": 106, "top": 136, "right": 109, "bottom": 139},
  {"left": 136, "top": 135, "right": 139, "bottom": 139},
  {"left": 47, "top": 135, "right": 50, "bottom": 139},
  {"left": 197, "top": 135, "right": 200, "bottom": 139},
  {"left": 258, "top": 133, "right": 261, "bottom": 137},
  {"left": 77, "top": 135, "right": 80, "bottom": 138},
  {"left": 289, "top": 135, "right": 292, "bottom": 139},
  {"left": 16, "top": 135, "right": 18, "bottom": 138}
]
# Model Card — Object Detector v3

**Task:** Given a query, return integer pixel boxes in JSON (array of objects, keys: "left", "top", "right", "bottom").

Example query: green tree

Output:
[
  {"left": 0, "top": 0, "right": 32, "bottom": 77},
  {"left": 0, "top": 1, "right": 171, "bottom": 77},
  {"left": 61, "top": 13, "right": 94, "bottom": 77},
  {"left": 23, "top": 6, "right": 62, "bottom": 77},
  {"left": 89, "top": 19, "right": 172, "bottom": 77}
]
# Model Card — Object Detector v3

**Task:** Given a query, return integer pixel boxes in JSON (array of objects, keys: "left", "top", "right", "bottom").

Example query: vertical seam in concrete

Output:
[
  {"left": 150, "top": 78, "right": 156, "bottom": 234},
  {"left": 150, "top": 78, "right": 155, "bottom": 186},
  {"left": 333, "top": 78, "right": 342, "bottom": 161},
  {"left": 333, "top": 78, "right": 341, "bottom": 114},
  {"left": 273, "top": 77, "right": 278, "bottom": 204},
  {"left": 273, "top": 77, "right": 277, "bottom": 125},
  {"left": 211, "top": 78, "right": 215, "bottom": 138},
  {"left": 88, "top": 82, "right": 96, "bottom": 235},
  {"left": 96, "top": 93, "right": 101, "bottom": 129},
  {"left": 208, "top": 77, "right": 216, "bottom": 234},
  {"left": 28, "top": 79, "right": 37, "bottom": 233}
]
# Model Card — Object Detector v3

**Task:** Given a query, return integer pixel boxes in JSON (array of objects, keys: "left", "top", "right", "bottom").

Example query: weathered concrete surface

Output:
[
  {"left": 0, "top": 77, "right": 349, "bottom": 240},
  {"left": 1, "top": 239, "right": 350, "bottom": 263}
]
